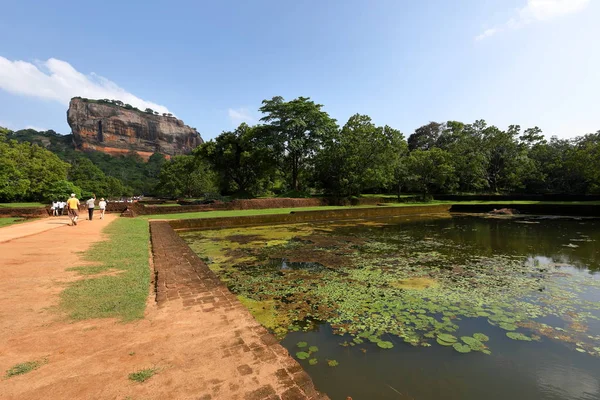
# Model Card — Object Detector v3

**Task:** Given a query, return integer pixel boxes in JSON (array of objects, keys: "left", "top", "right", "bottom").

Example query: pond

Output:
[{"left": 181, "top": 214, "right": 600, "bottom": 400}]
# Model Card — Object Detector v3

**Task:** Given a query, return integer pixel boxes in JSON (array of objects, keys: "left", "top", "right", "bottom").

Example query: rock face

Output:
[{"left": 67, "top": 97, "right": 203, "bottom": 160}]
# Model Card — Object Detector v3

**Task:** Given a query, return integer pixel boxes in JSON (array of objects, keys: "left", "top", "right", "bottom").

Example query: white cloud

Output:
[
  {"left": 476, "top": 0, "right": 590, "bottom": 40},
  {"left": 228, "top": 107, "right": 256, "bottom": 126},
  {"left": 0, "top": 57, "right": 170, "bottom": 114}
]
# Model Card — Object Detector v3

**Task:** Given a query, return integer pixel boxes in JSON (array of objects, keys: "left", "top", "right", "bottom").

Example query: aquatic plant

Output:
[
  {"left": 296, "top": 351, "right": 310, "bottom": 359},
  {"left": 309, "top": 358, "right": 318, "bottom": 365},
  {"left": 297, "top": 341, "right": 308, "bottom": 348},
  {"left": 506, "top": 332, "right": 532, "bottom": 341},
  {"left": 377, "top": 341, "right": 394, "bottom": 349},
  {"left": 473, "top": 333, "right": 489, "bottom": 342},
  {"left": 308, "top": 346, "right": 319, "bottom": 353},
  {"left": 183, "top": 217, "right": 600, "bottom": 359},
  {"left": 327, "top": 359, "right": 339, "bottom": 367},
  {"left": 453, "top": 343, "right": 471, "bottom": 353}
]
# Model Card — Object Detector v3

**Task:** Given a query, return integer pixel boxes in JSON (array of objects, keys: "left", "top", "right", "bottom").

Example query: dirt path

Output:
[
  {"left": 0, "top": 216, "right": 326, "bottom": 400},
  {"left": 0, "top": 216, "right": 70, "bottom": 243}
]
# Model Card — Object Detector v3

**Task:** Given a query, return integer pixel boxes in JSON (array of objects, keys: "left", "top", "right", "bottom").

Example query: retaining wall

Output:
[
  {"left": 169, "top": 204, "right": 452, "bottom": 230},
  {"left": 0, "top": 207, "right": 49, "bottom": 218}
]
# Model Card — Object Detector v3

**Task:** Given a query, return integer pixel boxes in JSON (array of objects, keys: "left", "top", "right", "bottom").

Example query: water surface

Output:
[{"left": 181, "top": 214, "right": 600, "bottom": 400}]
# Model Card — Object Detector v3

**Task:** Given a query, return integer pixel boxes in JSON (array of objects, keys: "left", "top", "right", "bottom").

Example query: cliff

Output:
[{"left": 67, "top": 97, "right": 203, "bottom": 160}]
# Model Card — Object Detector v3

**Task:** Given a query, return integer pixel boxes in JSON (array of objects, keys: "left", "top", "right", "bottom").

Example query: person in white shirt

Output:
[
  {"left": 58, "top": 200, "right": 65, "bottom": 216},
  {"left": 99, "top": 198, "right": 107, "bottom": 219},
  {"left": 51, "top": 201, "right": 57, "bottom": 216},
  {"left": 86, "top": 196, "right": 96, "bottom": 220}
]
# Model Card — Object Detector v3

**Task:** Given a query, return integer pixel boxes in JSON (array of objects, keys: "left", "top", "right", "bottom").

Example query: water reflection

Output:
[{"left": 537, "top": 364, "right": 599, "bottom": 399}]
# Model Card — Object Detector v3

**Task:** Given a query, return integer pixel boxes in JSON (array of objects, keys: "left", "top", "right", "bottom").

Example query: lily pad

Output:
[
  {"left": 308, "top": 346, "right": 319, "bottom": 353},
  {"left": 437, "top": 333, "right": 457, "bottom": 343},
  {"left": 461, "top": 336, "right": 485, "bottom": 351},
  {"left": 499, "top": 322, "right": 518, "bottom": 331},
  {"left": 453, "top": 343, "right": 472, "bottom": 353},
  {"left": 436, "top": 338, "right": 455, "bottom": 346},
  {"left": 576, "top": 348, "right": 586, "bottom": 353},
  {"left": 377, "top": 341, "right": 394, "bottom": 349},
  {"left": 327, "top": 359, "right": 339, "bottom": 367},
  {"left": 296, "top": 342, "right": 308, "bottom": 348},
  {"left": 473, "top": 333, "right": 489, "bottom": 342},
  {"left": 506, "top": 332, "right": 532, "bottom": 341},
  {"left": 296, "top": 351, "right": 310, "bottom": 359},
  {"left": 309, "top": 358, "right": 318, "bottom": 365}
]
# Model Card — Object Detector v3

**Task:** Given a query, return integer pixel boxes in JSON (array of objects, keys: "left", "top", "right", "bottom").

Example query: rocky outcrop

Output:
[{"left": 67, "top": 97, "right": 203, "bottom": 160}]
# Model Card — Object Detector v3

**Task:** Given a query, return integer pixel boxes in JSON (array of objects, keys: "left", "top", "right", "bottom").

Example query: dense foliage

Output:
[
  {"left": 201, "top": 97, "right": 600, "bottom": 197},
  {"left": 1, "top": 128, "right": 169, "bottom": 201},
  {"left": 2, "top": 94, "right": 599, "bottom": 202}
]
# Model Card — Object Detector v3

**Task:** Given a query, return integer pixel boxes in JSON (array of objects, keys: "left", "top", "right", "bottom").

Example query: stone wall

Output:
[{"left": 0, "top": 207, "right": 49, "bottom": 218}]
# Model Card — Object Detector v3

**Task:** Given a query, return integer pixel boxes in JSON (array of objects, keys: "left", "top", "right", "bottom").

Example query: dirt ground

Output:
[
  {"left": 0, "top": 215, "right": 325, "bottom": 400},
  {"left": 0, "top": 216, "right": 69, "bottom": 243}
]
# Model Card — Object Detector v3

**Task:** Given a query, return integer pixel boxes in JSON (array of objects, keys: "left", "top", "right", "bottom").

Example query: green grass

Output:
[
  {"left": 141, "top": 205, "right": 377, "bottom": 220},
  {"left": 5, "top": 359, "right": 46, "bottom": 378},
  {"left": 140, "top": 200, "right": 599, "bottom": 221},
  {"left": 59, "top": 218, "right": 150, "bottom": 321},
  {"left": 0, "top": 202, "right": 45, "bottom": 208},
  {"left": 128, "top": 368, "right": 157, "bottom": 383},
  {"left": 0, "top": 217, "right": 26, "bottom": 228}
]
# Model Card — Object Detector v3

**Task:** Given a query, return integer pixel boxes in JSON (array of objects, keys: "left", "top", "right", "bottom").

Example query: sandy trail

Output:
[
  {"left": 0, "top": 215, "right": 324, "bottom": 400},
  {"left": 0, "top": 216, "right": 70, "bottom": 243}
]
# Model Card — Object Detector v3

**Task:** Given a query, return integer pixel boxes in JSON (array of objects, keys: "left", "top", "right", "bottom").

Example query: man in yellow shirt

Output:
[{"left": 66, "top": 193, "right": 80, "bottom": 226}]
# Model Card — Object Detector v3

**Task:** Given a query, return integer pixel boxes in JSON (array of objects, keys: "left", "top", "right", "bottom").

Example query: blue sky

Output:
[{"left": 0, "top": 0, "right": 598, "bottom": 140}]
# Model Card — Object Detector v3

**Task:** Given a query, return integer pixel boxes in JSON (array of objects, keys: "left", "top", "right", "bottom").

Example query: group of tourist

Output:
[{"left": 51, "top": 195, "right": 107, "bottom": 226}]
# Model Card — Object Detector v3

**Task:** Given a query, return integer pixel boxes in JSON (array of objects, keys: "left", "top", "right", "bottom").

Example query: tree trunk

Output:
[{"left": 292, "top": 154, "right": 299, "bottom": 191}]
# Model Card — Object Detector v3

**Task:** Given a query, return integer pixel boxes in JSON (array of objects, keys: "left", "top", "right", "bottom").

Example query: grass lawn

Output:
[
  {"left": 141, "top": 201, "right": 599, "bottom": 221},
  {"left": 0, "top": 217, "right": 25, "bottom": 228},
  {"left": 60, "top": 218, "right": 150, "bottom": 321},
  {"left": 0, "top": 202, "right": 46, "bottom": 208},
  {"left": 141, "top": 205, "right": 380, "bottom": 220}
]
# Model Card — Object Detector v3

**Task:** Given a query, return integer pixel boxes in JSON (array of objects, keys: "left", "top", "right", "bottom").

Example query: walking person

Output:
[
  {"left": 66, "top": 193, "right": 80, "bottom": 226},
  {"left": 86, "top": 195, "right": 96, "bottom": 221},
  {"left": 51, "top": 201, "right": 57, "bottom": 216},
  {"left": 99, "top": 198, "right": 107, "bottom": 219},
  {"left": 58, "top": 200, "right": 65, "bottom": 216}
]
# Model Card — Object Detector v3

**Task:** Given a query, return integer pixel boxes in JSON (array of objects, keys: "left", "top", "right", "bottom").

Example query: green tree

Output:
[
  {"left": 408, "top": 122, "right": 443, "bottom": 151},
  {"left": 199, "top": 123, "right": 278, "bottom": 196},
  {"left": 158, "top": 155, "right": 217, "bottom": 198},
  {"left": 259, "top": 96, "right": 338, "bottom": 191},
  {"left": 438, "top": 121, "right": 488, "bottom": 192},
  {"left": 315, "top": 114, "right": 407, "bottom": 197},
  {"left": 68, "top": 157, "right": 109, "bottom": 197},
  {"left": 44, "top": 180, "right": 82, "bottom": 202},
  {"left": 482, "top": 124, "right": 533, "bottom": 192},
  {"left": 404, "top": 148, "right": 457, "bottom": 194},
  {"left": 0, "top": 135, "right": 70, "bottom": 201}
]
